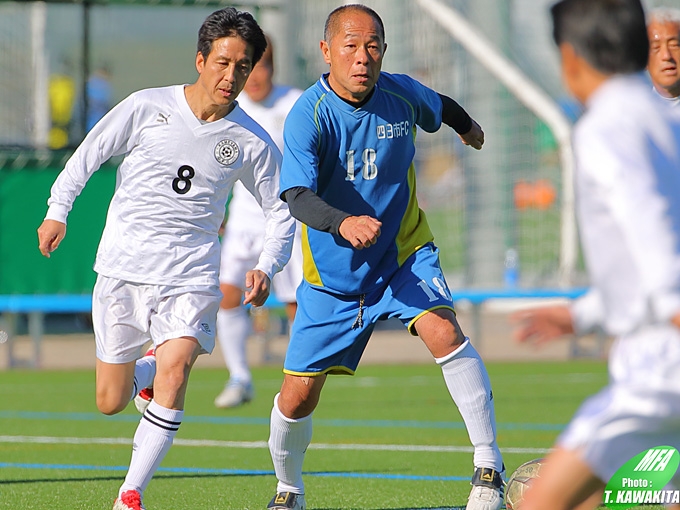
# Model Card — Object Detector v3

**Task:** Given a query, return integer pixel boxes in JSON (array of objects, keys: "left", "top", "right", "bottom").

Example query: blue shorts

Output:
[{"left": 283, "top": 243, "right": 455, "bottom": 376}]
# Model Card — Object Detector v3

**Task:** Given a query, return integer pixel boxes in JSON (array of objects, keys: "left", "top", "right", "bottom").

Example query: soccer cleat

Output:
[
  {"left": 133, "top": 348, "right": 155, "bottom": 414},
  {"left": 466, "top": 466, "right": 505, "bottom": 510},
  {"left": 113, "top": 489, "right": 146, "bottom": 510},
  {"left": 214, "top": 379, "right": 254, "bottom": 408},
  {"left": 266, "top": 492, "right": 306, "bottom": 510},
  {"left": 134, "top": 387, "right": 154, "bottom": 414}
]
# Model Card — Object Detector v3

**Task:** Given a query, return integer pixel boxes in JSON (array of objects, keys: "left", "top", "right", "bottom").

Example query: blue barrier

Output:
[
  {"left": 0, "top": 288, "right": 589, "bottom": 369},
  {"left": 0, "top": 294, "right": 92, "bottom": 313}
]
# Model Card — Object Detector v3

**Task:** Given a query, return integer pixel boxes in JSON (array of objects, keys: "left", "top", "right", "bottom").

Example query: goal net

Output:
[
  {"left": 293, "top": 0, "right": 582, "bottom": 288},
  {"left": 14, "top": 0, "right": 664, "bottom": 290}
]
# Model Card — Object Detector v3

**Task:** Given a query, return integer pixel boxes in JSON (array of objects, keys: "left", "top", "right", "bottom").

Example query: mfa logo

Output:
[
  {"left": 603, "top": 446, "right": 680, "bottom": 508},
  {"left": 214, "top": 139, "right": 240, "bottom": 165}
]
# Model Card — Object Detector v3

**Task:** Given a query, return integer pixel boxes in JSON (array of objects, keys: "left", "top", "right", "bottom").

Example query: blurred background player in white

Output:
[
  {"left": 215, "top": 36, "right": 303, "bottom": 409},
  {"left": 648, "top": 6, "right": 680, "bottom": 105},
  {"left": 511, "top": 0, "right": 680, "bottom": 508},
  {"left": 36, "top": 8, "right": 294, "bottom": 510}
]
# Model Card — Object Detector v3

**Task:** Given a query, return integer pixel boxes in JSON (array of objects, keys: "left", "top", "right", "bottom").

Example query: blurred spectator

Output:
[
  {"left": 48, "top": 59, "right": 76, "bottom": 149},
  {"left": 647, "top": 7, "right": 680, "bottom": 104},
  {"left": 86, "top": 65, "right": 113, "bottom": 131}
]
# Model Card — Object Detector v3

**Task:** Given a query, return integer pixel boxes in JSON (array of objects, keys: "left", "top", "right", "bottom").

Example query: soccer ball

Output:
[{"left": 504, "top": 458, "right": 545, "bottom": 510}]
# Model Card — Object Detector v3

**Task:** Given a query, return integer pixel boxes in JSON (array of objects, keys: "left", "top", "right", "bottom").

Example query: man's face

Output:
[
  {"left": 648, "top": 19, "right": 680, "bottom": 98},
  {"left": 244, "top": 59, "right": 274, "bottom": 103},
  {"left": 196, "top": 35, "right": 254, "bottom": 107},
  {"left": 320, "top": 10, "right": 386, "bottom": 104}
]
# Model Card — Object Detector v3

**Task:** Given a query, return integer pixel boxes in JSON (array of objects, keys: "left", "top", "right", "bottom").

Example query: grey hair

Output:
[{"left": 649, "top": 7, "right": 680, "bottom": 25}]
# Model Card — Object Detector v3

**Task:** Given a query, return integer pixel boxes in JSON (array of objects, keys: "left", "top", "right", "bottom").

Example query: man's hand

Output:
[
  {"left": 510, "top": 305, "right": 575, "bottom": 345},
  {"left": 243, "top": 269, "right": 271, "bottom": 307},
  {"left": 37, "top": 219, "right": 66, "bottom": 258},
  {"left": 338, "top": 215, "right": 382, "bottom": 249},
  {"left": 458, "top": 119, "right": 484, "bottom": 150}
]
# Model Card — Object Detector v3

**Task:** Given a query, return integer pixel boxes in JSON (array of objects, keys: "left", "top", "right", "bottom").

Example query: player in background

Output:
[
  {"left": 37, "top": 8, "right": 294, "bottom": 510},
  {"left": 648, "top": 7, "right": 680, "bottom": 105},
  {"left": 215, "top": 36, "right": 303, "bottom": 409},
  {"left": 265, "top": 5, "right": 504, "bottom": 510},
  {"left": 511, "top": 0, "right": 680, "bottom": 508}
]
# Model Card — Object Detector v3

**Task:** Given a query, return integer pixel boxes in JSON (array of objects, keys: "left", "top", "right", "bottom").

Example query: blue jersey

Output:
[{"left": 281, "top": 72, "right": 443, "bottom": 295}]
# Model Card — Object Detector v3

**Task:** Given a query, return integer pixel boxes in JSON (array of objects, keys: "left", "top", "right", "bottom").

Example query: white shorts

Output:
[
  {"left": 219, "top": 222, "right": 303, "bottom": 304},
  {"left": 92, "top": 274, "right": 222, "bottom": 364},
  {"left": 558, "top": 324, "right": 680, "bottom": 484}
]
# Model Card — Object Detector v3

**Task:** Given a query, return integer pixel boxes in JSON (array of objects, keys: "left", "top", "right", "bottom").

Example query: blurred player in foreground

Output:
[
  {"left": 265, "top": 5, "right": 504, "bottom": 510},
  {"left": 511, "top": 0, "right": 680, "bottom": 508},
  {"left": 37, "top": 8, "right": 293, "bottom": 510},
  {"left": 215, "top": 36, "right": 303, "bottom": 409},
  {"left": 648, "top": 6, "right": 680, "bottom": 104}
]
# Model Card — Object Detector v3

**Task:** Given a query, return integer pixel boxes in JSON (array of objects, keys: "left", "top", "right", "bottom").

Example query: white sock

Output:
[
  {"left": 217, "top": 307, "right": 252, "bottom": 384},
  {"left": 268, "top": 393, "right": 312, "bottom": 494},
  {"left": 436, "top": 338, "right": 503, "bottom": 472},
  {"left": 119, "top": 400, "right": 183, "bottom": 496},
  {"left": 130, "top": 354, "right": 156, "bottom": 401}
]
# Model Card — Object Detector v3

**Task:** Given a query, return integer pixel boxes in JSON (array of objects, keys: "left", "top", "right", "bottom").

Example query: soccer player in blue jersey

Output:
[{"left": 265, "top": 5, "right": 504, "bottom": 510}]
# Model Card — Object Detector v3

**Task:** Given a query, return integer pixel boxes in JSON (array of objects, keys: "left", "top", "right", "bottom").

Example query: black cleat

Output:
[{"left": 266, "top": 492, "right": 306, "bottom": 510}]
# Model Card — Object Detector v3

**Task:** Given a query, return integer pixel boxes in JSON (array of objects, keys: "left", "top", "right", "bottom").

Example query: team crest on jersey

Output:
[{"left": 214, "top": 139, "right": 240, "bottom": 165}]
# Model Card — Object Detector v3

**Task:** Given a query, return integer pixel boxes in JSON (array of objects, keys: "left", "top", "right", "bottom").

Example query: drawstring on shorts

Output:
[{"left": 351, "top": 293, "right": 365, "bottom": 329}]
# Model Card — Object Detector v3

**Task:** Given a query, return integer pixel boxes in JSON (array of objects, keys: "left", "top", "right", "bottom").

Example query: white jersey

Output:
[
  {"left": 45, "top": 85, "right": 294, "bottom": 287},
  {"left": 652, "top": 86, "right": 680, "bottom": 106},
  {"left": 569, "top": 74, "right": 680, "bottom": 336},
  {"left": 559, "top": 77, "right": 680, "bottom": 483},
  {"left": 228, "top": 85, "right": 302, "bottom": 230}
]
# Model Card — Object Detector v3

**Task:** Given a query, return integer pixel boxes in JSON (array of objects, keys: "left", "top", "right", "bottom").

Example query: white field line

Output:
[{"left": 0, "top": 435, "right": 549, "bottom": 455}]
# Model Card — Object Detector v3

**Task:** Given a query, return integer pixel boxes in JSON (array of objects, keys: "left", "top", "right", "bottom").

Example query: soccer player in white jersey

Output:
[
  {"left": 215, "top": 37, "right": 304, "bottom": 409},
  {"left": 510, "top": 1, "right": 680, "bottom": 509},
  {"left": 266, "top": 5, "right": 504, "bottom": 510},
  {"left": 36, "top": 8, "right": 294, "bottom": 510},
  {"left": 648, "top": 7, "right": 680, "bottom": 106}
]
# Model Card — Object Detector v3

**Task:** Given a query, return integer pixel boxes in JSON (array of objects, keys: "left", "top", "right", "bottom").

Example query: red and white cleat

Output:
[{"left": 113, "top": 489, "right": 146, "bottom": 510}]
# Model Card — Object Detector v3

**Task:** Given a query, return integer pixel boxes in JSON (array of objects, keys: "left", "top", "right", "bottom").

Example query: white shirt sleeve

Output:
[
  {"left": 45, "top": 95, "right": 137, "bottom": 224},
  {"left": 570, "top": 288, "right": 605, "bottom": 335}
]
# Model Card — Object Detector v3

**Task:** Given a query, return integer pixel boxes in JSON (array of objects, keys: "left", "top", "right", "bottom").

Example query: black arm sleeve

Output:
[
  {"left": 438, "top": 93, "right": 473, "bottom": 134},
  {"left": 283, "top": 186, "right": 351, "bottom": 235}
]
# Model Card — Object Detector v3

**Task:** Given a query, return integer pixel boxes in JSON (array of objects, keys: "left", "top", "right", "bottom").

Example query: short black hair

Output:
[
  {"left": 324, "top": 4, "right": 385, "bottom": 43},
  {"left": 197, "top": 7, "right": 267, "bottom": 66},
  {"left": 551, "top": 0, "right": 648, "bottom": 74}
]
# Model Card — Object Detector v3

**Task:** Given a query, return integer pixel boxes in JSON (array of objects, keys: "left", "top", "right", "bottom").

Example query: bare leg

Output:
[
  {"left": 269, "top": 373, "right": 326, "bottom": 499},
  {"left": 152, "top": 336, "right": 201, "bottom": 409},
  {"left": 415, "top": 309, "right": 502, "bottom": 470},
  {"left": 277, "top": 373, "right": 326, "bottom": 419},
  {"left": 521, "top": 447, "right": 605, "bottom": 510},
  {"left": 118, "top": 336, "right": 201, "bottom": 500},
  {"left": 96, "top": 359, "right": 136, "bottom": 415},
  {"left": 415, "top": 309, "right": 503, "bottom": 510}
]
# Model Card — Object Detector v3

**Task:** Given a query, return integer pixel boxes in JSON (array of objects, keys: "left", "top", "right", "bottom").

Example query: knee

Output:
[
  {"left": 437, "top": 321, "right": 466, "bottom": 348},
  {"left": 155, "top": 365, "right": 189, "bottom": 396},
  {"left": 426, "top": 322, "right": 467, "bottom": 359},
  {"left": 96, "top": 389, "right": 128, "bottom": 415},
  {"left": 278, "top": 391, "right": 317, "bottom": 419},
  {"left": 277, "top": 381, "right": 321, "bottom": 419}
]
